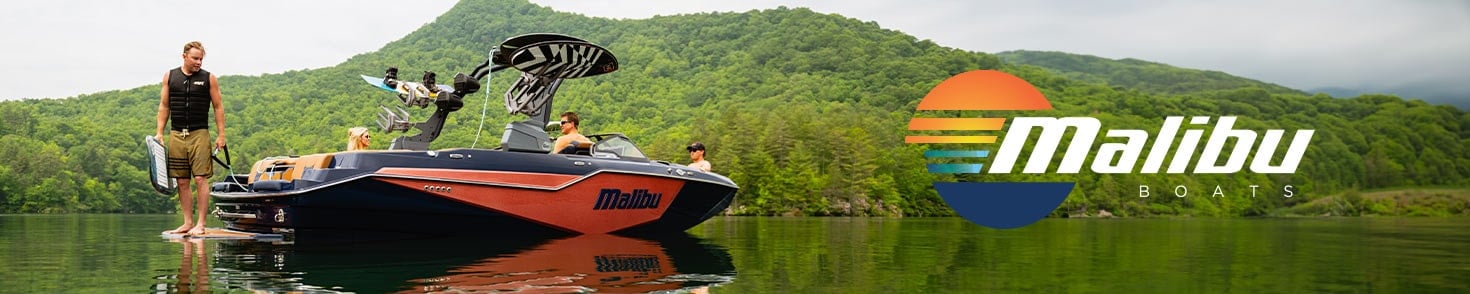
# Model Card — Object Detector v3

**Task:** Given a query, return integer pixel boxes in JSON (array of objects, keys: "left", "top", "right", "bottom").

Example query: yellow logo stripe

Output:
[{"left": 908, "top": 118, "right": 1007, "bottom": 130}]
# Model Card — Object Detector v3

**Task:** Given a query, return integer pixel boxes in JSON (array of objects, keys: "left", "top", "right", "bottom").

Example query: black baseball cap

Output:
[{"left": 686, "top": 142, "right": 706, "bottom": 152}]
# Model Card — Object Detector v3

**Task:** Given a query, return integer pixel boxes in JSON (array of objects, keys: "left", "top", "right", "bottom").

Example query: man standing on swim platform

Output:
[{"left": 156, "top": 41, "right": 226, "bottom": 236}]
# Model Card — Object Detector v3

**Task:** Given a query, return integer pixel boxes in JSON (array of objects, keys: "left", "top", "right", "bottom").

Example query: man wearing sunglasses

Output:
[
  {"left": 687, "top": 142, "right": 711, "bottom": 172},
  {"left": 552, "top": 111, "right": 590, "bottom": 154}
]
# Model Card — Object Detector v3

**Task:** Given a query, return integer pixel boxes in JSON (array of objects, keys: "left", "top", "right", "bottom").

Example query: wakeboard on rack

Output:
[{"left": 359, "top": 74, "right": 455, "bottom": 94}]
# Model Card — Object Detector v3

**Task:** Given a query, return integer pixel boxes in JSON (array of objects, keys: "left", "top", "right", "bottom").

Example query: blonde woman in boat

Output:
[{"left": 348, "top": 127, "right": 371, "bottom": 151}]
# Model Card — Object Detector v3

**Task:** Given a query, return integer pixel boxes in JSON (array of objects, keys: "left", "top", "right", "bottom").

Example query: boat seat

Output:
[
  {"left": 558, "top": 141, "right": 593, "bottom": 156},
  {"left": 288, "top": 154, "right": 335, "bottom": 179},
  {"left": 212, "top": 182, "right": 247, "bottom": 193},
  {"left": 250, "top": 160, "right": 291, "bottom": 183},
  {"left": 248, "top": 153, "right": 336, "bottom": 184},
  {"left": 501, "top": 120, "right": 552, "bottom": 153},
  {"left": 211, "top": 175, "right": 250, "bottom": 192},
  {"left": 251, "top": 180, "right": 294, "bottom": 192}
]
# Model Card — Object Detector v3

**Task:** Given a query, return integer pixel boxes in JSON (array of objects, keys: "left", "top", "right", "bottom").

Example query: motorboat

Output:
[{"left": 205, "top": 33, "right": 738, "bottom": 238}]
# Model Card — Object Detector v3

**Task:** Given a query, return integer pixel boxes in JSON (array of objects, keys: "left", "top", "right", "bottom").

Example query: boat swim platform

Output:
[{"left": 161, "top": 228, "right": 284, "bottom": 240}]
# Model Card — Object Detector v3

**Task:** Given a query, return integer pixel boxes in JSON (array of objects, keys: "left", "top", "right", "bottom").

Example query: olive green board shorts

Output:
[{"left": 166, "top": 129, "right": 213, "bottom": 178}]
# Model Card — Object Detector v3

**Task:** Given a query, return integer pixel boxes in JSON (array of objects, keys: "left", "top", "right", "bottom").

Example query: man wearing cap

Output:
[{"left": 687, "top": 142, "right": 711, "bottom": 172}]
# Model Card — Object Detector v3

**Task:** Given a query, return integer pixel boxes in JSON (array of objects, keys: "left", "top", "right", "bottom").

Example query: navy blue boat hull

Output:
[{"left": 212, "top": 148, "right": 737, "bottom": 238}]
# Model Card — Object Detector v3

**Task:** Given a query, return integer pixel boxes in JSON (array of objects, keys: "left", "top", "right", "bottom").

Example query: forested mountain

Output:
[
  {"left": 1, "top": 0, "right": 1465, "bottom": 217},
  {"left": 1001, "top": 50, "right": 1468, "bottom": 109},
  {"left": 996, "top": 50, "right": 1304, "bottom": 96},
  {"left": 1309, "top": 83, "right": 1470, "bottom": 110}
]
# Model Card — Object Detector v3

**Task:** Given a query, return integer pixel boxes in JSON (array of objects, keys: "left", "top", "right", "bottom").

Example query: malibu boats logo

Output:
[
  {"left": 594, "top": 189, "right": 663, "bottom": 210},
  {"left": 594, "top": 255, "right": 663, "bottom": 273},
  {"left": 907, "top": 70, "right": 1314, "bottom": 229}
]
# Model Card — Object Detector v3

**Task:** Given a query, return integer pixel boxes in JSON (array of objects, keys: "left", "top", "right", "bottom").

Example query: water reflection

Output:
[
  {"left": 154, "top": 238, "right": 210, "bottom": 293},
  {"left": 205, "top": 233, "right": 735, "bottom": 293}
]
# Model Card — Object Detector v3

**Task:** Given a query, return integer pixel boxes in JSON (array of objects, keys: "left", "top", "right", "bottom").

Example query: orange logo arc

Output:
[{"left": 916, "top": 70, "right": 1052, "bottom": 111}]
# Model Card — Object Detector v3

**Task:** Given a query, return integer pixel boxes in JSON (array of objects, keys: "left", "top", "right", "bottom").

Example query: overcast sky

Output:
[
  {"left": 3, "top": 0, "right": 1467, "bottom": 104},
  {"left": 0, "top": 0, "right": 457, "bottom": 100}
]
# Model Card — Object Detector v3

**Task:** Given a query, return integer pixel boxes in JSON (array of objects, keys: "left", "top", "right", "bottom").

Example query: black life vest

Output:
[{"left": 167, "top": 67, "right": 212, "bottom": 131}]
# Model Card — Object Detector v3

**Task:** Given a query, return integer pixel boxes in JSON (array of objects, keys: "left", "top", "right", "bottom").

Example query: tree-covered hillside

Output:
[
  {"left": 0, "top": 0, "right": 1465, "bottom": 217},
  {"left": 997, "top": 50, "right": 1304, "bottom": 96}
]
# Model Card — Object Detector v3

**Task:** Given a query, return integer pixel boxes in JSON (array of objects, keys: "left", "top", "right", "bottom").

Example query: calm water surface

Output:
[{"left": 1, "top": 215, "right": 1467, "bottom": 293}]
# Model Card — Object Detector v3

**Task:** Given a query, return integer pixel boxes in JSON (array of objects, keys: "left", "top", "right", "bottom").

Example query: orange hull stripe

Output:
[{"left": 376, "top": 173, "right": 686, "bottom": 234}]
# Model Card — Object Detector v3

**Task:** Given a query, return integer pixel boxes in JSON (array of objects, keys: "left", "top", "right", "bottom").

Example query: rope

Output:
[{"left": 470, "top": 47, "right": 495, "bottom": 148}]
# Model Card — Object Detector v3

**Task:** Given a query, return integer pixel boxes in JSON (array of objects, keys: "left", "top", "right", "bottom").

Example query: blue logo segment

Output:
[
  {"left": 927, "top": 164, "right": 984, "bottom": 174},
  {"left": 933, "top": 182, "right": 1075, "bottom": 229}
]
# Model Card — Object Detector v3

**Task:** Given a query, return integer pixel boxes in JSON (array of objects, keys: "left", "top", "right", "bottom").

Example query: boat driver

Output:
[{"left": 552, "top": 111, "right": 590, "bottom": 154}]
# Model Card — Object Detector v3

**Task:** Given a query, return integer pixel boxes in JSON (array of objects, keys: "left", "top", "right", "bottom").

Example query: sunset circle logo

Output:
[{"left": 908, "top": 70, "right": 1075, "bottom": 229}]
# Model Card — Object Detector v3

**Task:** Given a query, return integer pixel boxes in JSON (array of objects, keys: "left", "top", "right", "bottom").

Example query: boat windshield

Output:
[{"left": 591, "top": 135, "right": 646, "bottom": 159}]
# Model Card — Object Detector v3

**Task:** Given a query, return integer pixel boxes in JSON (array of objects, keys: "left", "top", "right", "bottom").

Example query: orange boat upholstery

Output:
[{"left": 248, "top": 153, "right": 335, "bottom": 184}]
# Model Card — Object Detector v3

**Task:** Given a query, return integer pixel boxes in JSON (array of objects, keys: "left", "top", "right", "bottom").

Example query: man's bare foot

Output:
[
  {"left": 167, "top": 223, "right": 193, "bottom": 234},
  {"left": 186, "top": 224, "right": 206, "bottom": 236}
]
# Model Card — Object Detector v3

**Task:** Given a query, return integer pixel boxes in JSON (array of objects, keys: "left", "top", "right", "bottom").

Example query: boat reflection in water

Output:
[{"left": 211, "top": 233, "right": 735, "bottom": 293}]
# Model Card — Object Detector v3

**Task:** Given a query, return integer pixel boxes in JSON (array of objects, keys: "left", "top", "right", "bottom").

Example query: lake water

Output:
[{"left": 1, "top": 215, "right": 1467, "bottom": 293}]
